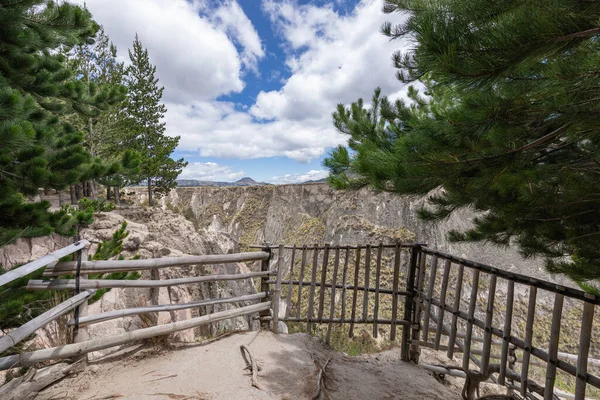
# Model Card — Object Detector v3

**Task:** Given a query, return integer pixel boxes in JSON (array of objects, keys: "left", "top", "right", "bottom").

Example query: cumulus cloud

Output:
[
  {"left": 76, "top": 0, "right": 409, "bottom": 162},
  {"left": 74, "top": 0, "right": 265, "bottom": 103},
  {"left": 269, "top": 170, "right": 329, "bottom": 184},
  {"left": 173, "top": 0, "right": 409, "bottom": 161},
  {"left": 179, "top": 162, "right": 245, "bottom": 181},
  {"left": 208, "top": 0, "right": 265, "bottom": 73}
]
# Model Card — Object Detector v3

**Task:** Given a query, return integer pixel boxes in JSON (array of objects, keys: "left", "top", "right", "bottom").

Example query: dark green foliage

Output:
[
  {"left": 325, "top": 0, "right": 600, "bottom": 285},
  {"left": 0, "top": 0, "right": 123, "bottom": 246},
  {"left": 123, "top": 35, "right": 187, "bottom": 205},
  {"left": 0, "top": 267, "right": 56, "bottom": 331},
  {"left": 78, "top": 197, "right": 116, "bottom": 213},
  {"left": 0, "top": 222, "right": 139, "bottom": 333}
]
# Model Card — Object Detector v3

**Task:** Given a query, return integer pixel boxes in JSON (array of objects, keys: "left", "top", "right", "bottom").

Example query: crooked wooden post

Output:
[
  {"left": 272, "top": 244, "right": 284, "bottom": 333},
  {"left": 260, "top": 243, "right": 272, "bottom": 330},
  {"left": 73, "top": 244, "right": 90, "bottom": 362},
  {"left": 403, "top": 245, "right": 419, "bottom": 362}
]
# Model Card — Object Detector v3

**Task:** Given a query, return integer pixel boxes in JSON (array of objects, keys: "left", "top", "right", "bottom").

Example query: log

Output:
[
  {"left": 0, "top": 290, "right": 95, "bottom": 353},
  {"left": 0, "top": 240, "right": 89, "bottom": 287},
  {"left": 422, "top": 254, "right": 438, "bottom": 342},
  {"left": 317, "top": 244, "right": 330, "bottom": 321},
  {"left": 326, "top": 247, "right": 341, "bottom": 344},
  {"left": 576, "top": 297, "right": 595, "bottom": 400},
  {"left": 349, "top": 247, "right": 361, "bottom": 338},
  {"left": 498, "top": 280, "right": 515, "bottom": 385},
  {"left": 373, "top": 243, "right": 383, "bottom": 338},
  {"left": 0, "top": 362, "right": 80, "bottom": 400},
  {"left": 67, "top": 293, "right": 267, "bottom": 327},
  {"left": 340, "top": 246, "right": 350, "bottom": 324},
  {"left": 390, "top": 244, "right": 401, "bottom": 342},
  {"left": 481, "top": 274, "right": 497, "bottom": 375},
  {"left": 522, "top": 286, "right": 538, "bottom": 396},
  {"left": 43, "top": 251, "right": 270, "bottom": 276},
  {"left": 434, "top": 259, "right": 451, "bottom": 350},
  {"left": 362, "top": 245, "right": 371, "bottom": 322},
  {"left": 447, "top": 263, "right": 464, "bottom": 359},
  {"left": 28, "top": 271, "right": 272, "bottom": 290},
  {"left": 272, "top": 245, "right": 284, "bottom": 333},
  {"left": 285, "top": 245, "right": 297, "bottom": 319},
  {"left": 296, "top": 246, "right": 308, "bottom": 318},
  {"left": 544, "top": 293, "right": 564, "bottom": 400},
  {"left": 463, "top": 269, "right": 480, "bottom": 372},
  {"left": 307, "top": 245, "right": 319, "bottom": 332},
  {"left": 0, "top": 302, "right": 270, "bottom": 370}
]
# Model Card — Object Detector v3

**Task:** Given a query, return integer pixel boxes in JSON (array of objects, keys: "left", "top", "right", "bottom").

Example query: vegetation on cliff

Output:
[{"left": 325, "top": 0, "right": 600, "bottom": 285}]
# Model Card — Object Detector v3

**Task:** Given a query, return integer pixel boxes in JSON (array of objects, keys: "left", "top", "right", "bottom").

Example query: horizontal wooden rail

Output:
[
  {"left": 426, "top": 296, "right": 600, "bottom": 389},
  {"left": 266, "top": 279, "right": 411, "bottom": 297},
  {"left": 426, "top": 326, "right": 600, "bottom": 368},
  {"left": 0, "top": 240, "right": 89, "bottom": 287},
  {"left": 282, "top": 317, "right": 410, "bottom": 326},
  {"left": 67, "top": 292, "right": 267, "bottom": 327},
  {"left": 249, "top": 244, "right": 421, "bottom": 250},
  {"left": 44, "top": 251, "right": 270, "bottom": 276},
  {"left": 420, "top": 247, "right": 600, "bottom": 305},
  {"left": 0, "top": 290, "right": 96, "bottom": 353},
  {"left": 28, "top": 271, "right": 273, "bottom": 290},
  {"left": 0, "top": 302, "right": 270, "bottom": 370}
]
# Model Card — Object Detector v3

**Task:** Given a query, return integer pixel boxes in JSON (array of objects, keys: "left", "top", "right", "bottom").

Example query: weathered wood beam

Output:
[
  {"left": 43, "top": 251, "right": 270, "bottom": 276},
  {"left": 0, "top": 302, "right": 270, "bottom": 370},
  {"left": 66, "top": 292, "right": 267, "bottom": 327},
  {"left": 28, "top": 271, "right": 272, "bottom": 290},
  {"left": 0, "top": 240, "right": 89, "bottom": 287},
  {"left": 0, "top": 290, "right": 95, "bottom": 353}
]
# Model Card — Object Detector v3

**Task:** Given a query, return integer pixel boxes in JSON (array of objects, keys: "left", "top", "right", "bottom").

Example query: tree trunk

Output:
[
  {"left": 106, "top": 186, "right": 112, "bottom": 200},
  {"left": 75, "top": 183, "right": 82, "bottom": 201},
  {"left": 90, "top": 181, "right": 97, "bottom": 201},
  {"left": 113, "top": 186, "right": 121, "bottom": 206},
  {"left": 58, "top": 190, "right": 65, "bottom": 207},
  {"left": 69, "top": 185, "right": 77, "bottom": 204},
  {"left": 148, "top": 178, "right": 154, "bottom": 206},
  {"left": 43, "top": 187, "right": 49, "bottom": 196}
]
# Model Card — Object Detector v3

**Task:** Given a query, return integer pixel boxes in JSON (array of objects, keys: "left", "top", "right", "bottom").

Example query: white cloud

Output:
[
  {"left": 208, "top": 0, "right": 265, "bottom": 73},
  {"left": 76, "top": 0, "right": 265, "bottom": 103},
  {"left": 75, "top": 0, "right": 409, "bottom": 163},
  {"left": 179, "top": 162, "right": 245, "bottom": 181},
  {"left": 171, "top": 0, "right": 409, "bottom": 161},
  {"left": 269, "top": 170, "right": 329, "bottom": 184}
]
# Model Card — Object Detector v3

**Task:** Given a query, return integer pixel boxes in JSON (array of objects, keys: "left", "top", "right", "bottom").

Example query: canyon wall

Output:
[{"left": 132, "top": 183, "right": 560, "bottom": 284}]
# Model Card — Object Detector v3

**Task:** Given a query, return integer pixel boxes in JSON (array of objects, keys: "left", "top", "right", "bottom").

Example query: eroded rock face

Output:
[
  {"left": 0, "top": 206, "right": 261, "bottom": 358},
  {"left": 129, "top": 183, "right": 560, "bottom": 284}
]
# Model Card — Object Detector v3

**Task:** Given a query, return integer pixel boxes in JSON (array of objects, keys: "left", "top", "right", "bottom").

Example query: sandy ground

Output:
[{"left": 36, "top": 332, "right": 462, "bottom": 400}]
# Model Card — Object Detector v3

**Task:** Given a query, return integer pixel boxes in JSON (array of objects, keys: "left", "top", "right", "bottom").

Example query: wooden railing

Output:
[
  {"left": 266, "top": 242, "right": 600, "bottom": 400},
  {"left": 0, "top": 242, "right": 274, "bottom": 370},
  {"left": 413, "top": 246, "right": 600, "bottom": 400},
  {"left": 2, "top": 240, "right": 599, "bottom": 400}
]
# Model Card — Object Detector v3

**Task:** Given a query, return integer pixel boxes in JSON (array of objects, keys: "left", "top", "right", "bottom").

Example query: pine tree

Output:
[
  {"left": 325, "top": 0, "right": 600, "bottom": 286},
  {"left": 123, "top": 35, "right": 187, "bottom": 206},
  {"left": 0, "top": 0, "right": 108, "bottom": 246},
  {"left": 65, "top": 27, "right": 140, "bottom": 203}
]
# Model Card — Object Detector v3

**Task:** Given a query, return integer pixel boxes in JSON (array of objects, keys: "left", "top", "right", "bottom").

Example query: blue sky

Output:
[{"left": 77, "top": 0, "right": 410, "bottom": 183}]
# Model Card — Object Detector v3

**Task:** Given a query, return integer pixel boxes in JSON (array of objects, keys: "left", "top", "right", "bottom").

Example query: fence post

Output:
[
  {"left": 73, "top": 243, "right": 89, "bottom": 361},
  {"left": 402, "top": 245, "right": 419, "bottom": 362},
  {"left": 260, "top": 243, "right": 272, "bottom": 330},
  {"left": 272, "top": 244, "right": 284, "bottom": 333}
]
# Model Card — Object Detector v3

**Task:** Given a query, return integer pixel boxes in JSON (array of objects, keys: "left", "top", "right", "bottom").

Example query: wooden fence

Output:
[
  {"left": 2, "top": 241, "right": 599, "bottom": 400},
  {"left": 264, "top": 243, "right": 600, "bottom": 400},
  {"left": 0, "top": 242, "right": 275, "bottom": 370}
]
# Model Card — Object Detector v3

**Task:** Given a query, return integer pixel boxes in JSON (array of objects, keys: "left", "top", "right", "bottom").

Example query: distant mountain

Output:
[
  {"left": 301, "top": 178, "right": 327, "bottom": 184},
  {"left": 176, "top": 177, "right": 271, "bottom": 187}
]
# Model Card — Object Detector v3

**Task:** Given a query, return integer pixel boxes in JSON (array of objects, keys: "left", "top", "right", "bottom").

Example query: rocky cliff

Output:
[{"left": 131, "top": 183, "right": 559, "bottom": 284}]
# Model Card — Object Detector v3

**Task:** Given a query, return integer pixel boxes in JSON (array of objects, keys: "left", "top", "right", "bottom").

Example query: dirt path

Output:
[{"left": 38, "top": 332, "right": 461, "bottom": 400}]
